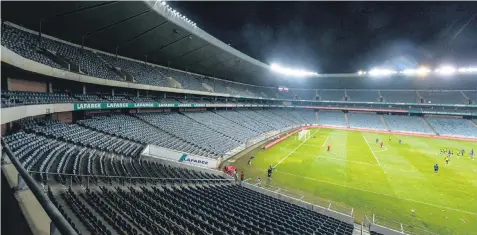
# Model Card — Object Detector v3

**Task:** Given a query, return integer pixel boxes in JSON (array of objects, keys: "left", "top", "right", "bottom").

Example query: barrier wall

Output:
[
  {"left": 1, "top": 103, "right": 73, "bottom": 125},
  {"left": 142, "top": 145, "right": 218, "bottom": 169}
]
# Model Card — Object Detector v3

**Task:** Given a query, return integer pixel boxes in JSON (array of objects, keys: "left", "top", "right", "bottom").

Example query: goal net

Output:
[{"left": 296, "top": 129, "right": 311, "bottom": 142}]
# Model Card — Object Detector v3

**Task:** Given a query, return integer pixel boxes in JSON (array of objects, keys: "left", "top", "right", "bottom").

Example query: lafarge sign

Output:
[
  {"left": 178, "top": 154, "right": 209, "bottom": 166},
  {"left": 74, "top": 103, "right": 208, "bottom": 110},
  {"left": 146, "top": 145, "right": 217, "bottom": 168}
]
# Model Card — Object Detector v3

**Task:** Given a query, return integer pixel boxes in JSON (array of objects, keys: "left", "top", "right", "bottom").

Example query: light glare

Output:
[
  {"left": 270, "top": 63, "right": 318, "bottom": 77},
  {"left": 369, "top": 68, "right": 397, "bottom": 76},
  {"left": 435, "top": 66, "right": 456, "bottom": 75}
]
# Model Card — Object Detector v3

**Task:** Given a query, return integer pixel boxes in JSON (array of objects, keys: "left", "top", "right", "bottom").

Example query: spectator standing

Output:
[
  {"left": 240, "top": 171, "right": 245, "bottom": 186},
  {"left": 234, "top": 171, "right": 238, "bottom": 184}
]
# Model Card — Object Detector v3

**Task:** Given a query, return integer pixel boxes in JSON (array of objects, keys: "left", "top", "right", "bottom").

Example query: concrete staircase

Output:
[
  {"left": 315, "top": 111, "right": 319, "bottom": 125},
  {"left": 202, "top": 83, "right": 214, "bottom": 92},
  {"left": 344, "top": 113, "right": 350, "bottom": 128},
  {"left": 380, "top": 115, "right": 391, "bottom": 131},
  {"left": 470, "top": 119, "right": 477, "bottom": 128},
  {"left": 422, "top": 117, "right": 438, "bottom": 135}
]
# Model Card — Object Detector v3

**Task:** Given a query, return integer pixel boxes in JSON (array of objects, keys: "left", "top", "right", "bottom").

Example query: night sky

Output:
[{"left": 169, "top": 1, "right": 477, "bottom": 73}]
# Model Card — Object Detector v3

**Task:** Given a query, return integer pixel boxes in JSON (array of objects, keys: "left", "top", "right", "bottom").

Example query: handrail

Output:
[
  {"left": 27, "top": 170, "right": 233, "bottom": 182},
  {"left": 1, "top": 139, "right": 78, "bottom": 235}
]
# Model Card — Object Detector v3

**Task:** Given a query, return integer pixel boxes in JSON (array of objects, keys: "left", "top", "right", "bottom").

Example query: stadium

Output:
[{"left": 1, "top": 1, "right": 476, "bottom": 235}]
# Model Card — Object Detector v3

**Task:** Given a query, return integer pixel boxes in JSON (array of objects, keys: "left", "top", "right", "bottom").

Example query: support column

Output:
[
  {"left": 112, "top": 88, "right": 115, "bottom": 96},
  {"left": 48, "top": 82, "right": 53, "bottom": 93},
  {"left": 82, "top": 85, "right": 86, "bottom": 94}
]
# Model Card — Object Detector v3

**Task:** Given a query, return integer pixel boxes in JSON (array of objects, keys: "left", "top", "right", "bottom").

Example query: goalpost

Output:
[{"left": 296, "top": 129, "right": 311, "bottom": 142}]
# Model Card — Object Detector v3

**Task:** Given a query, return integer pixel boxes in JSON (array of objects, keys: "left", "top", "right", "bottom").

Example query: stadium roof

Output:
[{"left": 1, "top": 1, "right": 286, "bottom": 85}]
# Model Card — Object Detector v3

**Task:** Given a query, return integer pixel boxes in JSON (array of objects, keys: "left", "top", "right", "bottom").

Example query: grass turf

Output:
[{"left": 226, "top": 128, "right": 477, "bottom": 235}]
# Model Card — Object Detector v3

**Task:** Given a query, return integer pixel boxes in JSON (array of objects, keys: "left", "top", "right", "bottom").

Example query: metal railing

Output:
[
  {"left": 370, "top": 214, "right": 440, "bottom": 235},
  {"left": 1, "top": 138, "right": 78, "bottom": 235},
  {"left": 27, "top": 170, "right": 234, "bottom": 187}
]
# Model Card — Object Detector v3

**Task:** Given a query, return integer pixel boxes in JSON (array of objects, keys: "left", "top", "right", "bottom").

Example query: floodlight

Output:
[
  {"left": 435, "top": 66, "right": 456, "bottom": 75},
  {"left": 401, "top": 67, "right": 430, "bottom": 76},
  {"left": 458, "top": 67, "right": 477, "bottom": 73},
  {"left": 368, "top": 68, "right": 397, "bottom": 76},
  {"left": 161, "top": 1, "right": 166, "bottom": 5},
  {"left": 270, "top": 63, "right": 318, "bottom": 77}
]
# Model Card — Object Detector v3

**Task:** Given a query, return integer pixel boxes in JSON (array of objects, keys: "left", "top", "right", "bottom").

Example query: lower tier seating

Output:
[
  {"left": 383, "top": 115, "right": 434, "bottom": 134},
  {"left": 47, "top": 182, "right": 354, "bottom": 235}
]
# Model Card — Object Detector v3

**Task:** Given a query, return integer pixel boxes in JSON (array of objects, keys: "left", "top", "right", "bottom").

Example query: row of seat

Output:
[{"left": 47, "top": 182, "right": 354, "bottom": 235}]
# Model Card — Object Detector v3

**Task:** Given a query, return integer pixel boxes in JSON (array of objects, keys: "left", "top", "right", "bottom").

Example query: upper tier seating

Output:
[
  {"left": 383, "top": 115, "right": 434, "bottom": 134},
  {"left": 426, "top": 118, "right": 477, "bottom": 138},
  {"left": 99, "top": 53, "right": 169, "bottom": 87},
  {"left": 347, "top": 90, "right": 379, "bottom": 102},
  {"left": 1, "top": 91, "right": 78, "bottom": 106},
  {"left": 381, "top": 91, "right": 419, "bottom": 103},
  {"left": 102, "top": 95, "right": 131, "bottom": 103},
  {"left": 128, "top": 96, "right": 158, "bottom": 103},
  {"left": 156, "top": 66, "right": 206, "bottom": 91},
  {"left": 1, "top": 24, "right": 63, "bottom": 69},
  {"left": 464, "top": 91, "right": 477, "bottom": 102},
  {"left": 347, "top": 113, "right": 387, "bottom": 130},
  {"left": 318, "top": 90, "right": 344, "bottom": 101},
  {"left": 381, "top": 90, "right": 419, "bottom": 103},
  {"left": 318, "top": 111, "right": 347, "bottom": 127},
  {"left": 73, "top": 94, "right": 106, "bottom": 102},
  {"left": 42, "top": 41, "right": 122, "bottom": 82},
  {"left": 2, "top": 24, "right": 476, "bottom": 106},
  {"left": 293, "top": 89, "right": 316, "bottom": 100},
  {"left": 419, "top": 91, "right": 466, "bottom": 104}
]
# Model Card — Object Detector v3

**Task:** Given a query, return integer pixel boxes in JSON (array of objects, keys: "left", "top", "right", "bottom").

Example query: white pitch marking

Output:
[
  {"left": 274, "top": 129, "right": 319, "bottom": 168},
  {"left": 276, "top": 170, "right": 477, "bottom": 216},
  {"left": 321, "top": 136, "right": 330, "bottom": 147},
  {"left": 363, "top": 136, "right": 381, "bottom": 166}
]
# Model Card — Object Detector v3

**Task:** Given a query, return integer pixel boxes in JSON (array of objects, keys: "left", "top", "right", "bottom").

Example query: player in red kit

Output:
[{"left": 327, "top": 145, "right": 331, "bottom": 152}]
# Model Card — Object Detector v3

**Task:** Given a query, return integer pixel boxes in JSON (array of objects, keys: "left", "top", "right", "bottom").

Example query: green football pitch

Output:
[{"left": 226, "top": 128, "right": 477, "bottom": 235}]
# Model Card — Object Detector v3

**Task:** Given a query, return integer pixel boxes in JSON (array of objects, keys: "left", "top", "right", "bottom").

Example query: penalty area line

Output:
[
  {"left": 274, "top": 129, "right": 319, "bottom": 168},
  {"left": 363, "top": 136, "right": 381, "bottom": 166},
  {"left": 321, "top": 136, "right": 330, "bottom": 147},
  {"left": 276, "top": 170, "right": 477, "bottom": 216}
]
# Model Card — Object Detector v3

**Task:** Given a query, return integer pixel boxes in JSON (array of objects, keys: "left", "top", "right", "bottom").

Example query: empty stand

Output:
[
  {"left": 383, "top": 115, "right": 434, "bottom": 134},
  {"left": 318, "top": 111, "right": 347, "bottom": 127},
  {"left": 426, "top": 117, "right": 477, "bottom": 138},
  {"left": 347, "top": 113, "right": 387, "bottom": 130}
]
